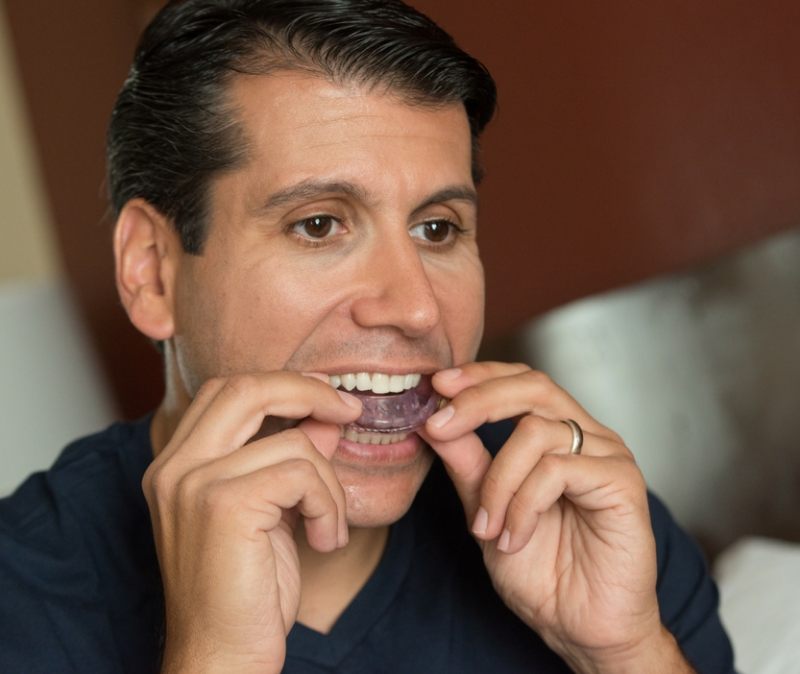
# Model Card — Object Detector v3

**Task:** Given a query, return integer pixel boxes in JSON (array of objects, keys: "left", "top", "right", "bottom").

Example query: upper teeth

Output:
[{"left": 328, "top": 372, "right": 422, "bottom": 394}]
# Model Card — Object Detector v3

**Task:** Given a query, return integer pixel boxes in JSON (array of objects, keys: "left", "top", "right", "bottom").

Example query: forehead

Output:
[{"left": 225, "top": 71, "right": 473, "bottom": 193}]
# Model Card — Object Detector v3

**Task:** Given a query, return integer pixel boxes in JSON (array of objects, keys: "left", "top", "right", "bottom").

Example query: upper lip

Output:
[{"left": 317, "top": 364, "right": 445, "bottom": 376}]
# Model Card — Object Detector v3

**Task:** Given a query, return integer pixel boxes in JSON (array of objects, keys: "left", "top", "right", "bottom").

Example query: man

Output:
[{"left": 0, "top": 1, "right": 734, "bottom": 672}]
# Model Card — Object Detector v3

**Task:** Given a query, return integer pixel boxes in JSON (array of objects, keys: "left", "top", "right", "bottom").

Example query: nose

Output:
[{"left": 349, "top": 236, "right": 441, "bottom": 338}]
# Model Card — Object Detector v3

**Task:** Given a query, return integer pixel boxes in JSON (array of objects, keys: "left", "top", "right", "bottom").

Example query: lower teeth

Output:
[{"left": 341, "top": 428, "right": 409, "bottom": 445}]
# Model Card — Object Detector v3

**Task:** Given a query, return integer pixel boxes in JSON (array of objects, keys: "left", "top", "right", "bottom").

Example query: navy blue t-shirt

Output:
[{"left": 0, "top": 417, "right": 735, "bottom": 672}]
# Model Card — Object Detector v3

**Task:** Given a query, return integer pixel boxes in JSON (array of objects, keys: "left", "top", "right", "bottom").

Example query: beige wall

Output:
[{"left": 0, "top": 5, "right": 58, "bottom": 282}]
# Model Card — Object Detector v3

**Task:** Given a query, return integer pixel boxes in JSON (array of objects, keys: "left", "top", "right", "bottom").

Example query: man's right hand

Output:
[{"left": 141, "top": 372, "right": 362, "bottom": 674}]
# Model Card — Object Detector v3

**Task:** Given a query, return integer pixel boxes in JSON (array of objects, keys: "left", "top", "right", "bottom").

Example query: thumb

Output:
[{"left": 419, "top": 428, "right": 492, "bottom": 522}]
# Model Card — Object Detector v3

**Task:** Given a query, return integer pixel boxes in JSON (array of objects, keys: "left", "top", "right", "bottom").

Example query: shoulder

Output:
[
  {"left": 0, "top": 418, "right": 154, "bottom": 670},
  {"left": 1, "top": 418, "right": 151, "bottom": 540},
  {"left": 0, "top": 418, "right": 153, "bottom": 592},
  {"left": 648, "top": 493, "right": 735, "bottom": 673}
]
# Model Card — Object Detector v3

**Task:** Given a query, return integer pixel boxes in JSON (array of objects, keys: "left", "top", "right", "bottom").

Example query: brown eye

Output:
[
  {"left": 410, "top": 219, "right": 462, "bottom": 245},
  {"left": 291, "top": 215, "right": 344, "bottom": 242},
  {"left": 423, "top": 221, "right": 449, "bottom": 242},
  {"left": 300, "top": 216, "right": 334, "bottom": 238}
]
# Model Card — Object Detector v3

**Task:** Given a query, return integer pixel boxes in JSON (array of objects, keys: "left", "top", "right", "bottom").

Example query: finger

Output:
[
  {"left": 477, "top": 420, "right": 622, "bottom": 540},
  {"left": 163, "top": 372, "right": 361, "bottom": 464},
  {"left": 297, "top": 417, "right": 342, "bottom": 462},
  {"left": 163, "top": 377, "right": 228, "bottom": 450},
  {"left": 432, "top": 361, "right": 530, "bottom": 397},
  {"left": 428, "top": 366, "right": 611, "bottom": 441},
  {"left": 299, "top": 419, "right": 349, "bottom": 543},
  {"left": 418, "top": 428, "right": 492, "bottom": 523},
  {"left": 183, "top": 426, "right": 348, "bottom": 546},
  {"left": 498, "top": 453, "right": 647, "bottom": 555},
  {"left": 219, "top": 458, "right": 344, "bottom": 553}
]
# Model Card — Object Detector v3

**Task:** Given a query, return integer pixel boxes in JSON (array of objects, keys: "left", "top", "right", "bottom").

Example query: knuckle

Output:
[
  {"left": 622, "top": 458, "right": 646, "bottom": 486},
  {"left": 224, "top": 373, "right": 259, "bottom": 399},
  {"left": 609, "top": 430, "right": 627, "bottom": 447},
  {"left": 198, "top": 480, "right": 237, "bottom": 516},
  {"left": 279, "top": 428, "right": 319, "bottom": 458},
  {"left": 143, "top": 463, "right": 175, "bottom": 502},
  {"left": 280, "top": 427, "right": 313, "bottom": 448},
  {"left": 283, "top": 457, "right": 319, "bottom": 483},
  {"left": 516, "top": 413, "right": 546, "bottom": 437},
  {"left": 537, "top": 453, "right": 564, "bottom": 478},
  {"left": 174, "top": 468, "right": 202, "bottom": 503},
  {"left": 141, "top": 463, "right": 158, "bottom": 494},
  {"left": 617, "top": 443, "right": 635, "bottom": 461},
  {"left": 524, "top": 369, "right": 553, "bottom": 389},
  {"left": 610, "top": 457, "right": 648, "bottom": 505},
  {"left": 197, "top": 377, "right": 223, "bottom": 398}
]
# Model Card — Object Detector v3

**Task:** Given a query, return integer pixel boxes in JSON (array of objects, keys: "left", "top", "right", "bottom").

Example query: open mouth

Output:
[{"left": 328, "top": 372, "right": 444, "bottom": 444}]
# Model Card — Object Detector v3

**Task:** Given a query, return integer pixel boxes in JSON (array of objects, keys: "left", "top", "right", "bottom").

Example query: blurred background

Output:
[{"left": 1, "top": 0, "right": 799, "bottom": 629}]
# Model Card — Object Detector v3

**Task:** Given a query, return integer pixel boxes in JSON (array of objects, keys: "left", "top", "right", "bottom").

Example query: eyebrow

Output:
[
  {"left": 261, "top": 180, "right": 370, "bottom": 213},
  {"left": 259, "top": 179, "right": 478, "bottom": 215},
  {"left": 410, "top": 186, "right": 478, "bottom": 218}
]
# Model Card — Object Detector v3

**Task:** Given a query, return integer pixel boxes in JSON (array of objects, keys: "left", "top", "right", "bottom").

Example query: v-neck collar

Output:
[{"left": 286, "top": 510, "right": 415, "bottom": 668}]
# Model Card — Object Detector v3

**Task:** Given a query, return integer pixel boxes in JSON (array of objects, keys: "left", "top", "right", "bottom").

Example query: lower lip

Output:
[{"left": 334, "top": 432, "right": 425, "bottom": 467}]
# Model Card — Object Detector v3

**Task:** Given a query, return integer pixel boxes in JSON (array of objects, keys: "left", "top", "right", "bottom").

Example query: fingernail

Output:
[
  {"left": 437, "top": 367, "right": 462, "bottom": 382},
  {"left": 497, "top": 528, "right": 511, "bottom": 553},
  {"left": 337, "top": 390, "right": 362, "bottom": 410},
  {"left": 472, "top": 507, "right": 489, "bottom": 536},
  {"left": 427, "top": 404, "right": 455, "bottom": 429},
  {"left": 339, "top": 521, "right": 349, "bottom": 548}
]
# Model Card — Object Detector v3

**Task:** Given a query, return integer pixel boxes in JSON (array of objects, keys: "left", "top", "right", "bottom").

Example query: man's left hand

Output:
[{"left": 421, "top": 362, "right": 693, "bottom": 673}]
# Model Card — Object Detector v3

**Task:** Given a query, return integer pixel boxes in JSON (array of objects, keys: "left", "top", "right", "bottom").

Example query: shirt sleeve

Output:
[
  {"left": 649, "top": 492, "right": 736, "bottom": 673},
  {"left": 0, "top": 473, "right": 121, "bottom": 673}
]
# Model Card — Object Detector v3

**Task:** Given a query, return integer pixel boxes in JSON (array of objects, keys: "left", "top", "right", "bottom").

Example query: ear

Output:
[{"left": 113, "top": 199, "right": 179, "bottom": 341}]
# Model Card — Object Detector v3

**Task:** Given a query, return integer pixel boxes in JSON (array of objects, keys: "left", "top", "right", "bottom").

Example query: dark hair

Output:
[{"left": 107, "top": 0, "right": 497, "bottom": 253}]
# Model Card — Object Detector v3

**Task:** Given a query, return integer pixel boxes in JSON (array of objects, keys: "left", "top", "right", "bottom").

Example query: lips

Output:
[{"left": 328, "top": 373, "right": 443, "bottom": 437}]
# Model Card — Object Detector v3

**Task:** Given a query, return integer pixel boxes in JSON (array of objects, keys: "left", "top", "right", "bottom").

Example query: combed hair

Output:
[{"left": 107, "top": 0, "right": 498, "bottom": 253}]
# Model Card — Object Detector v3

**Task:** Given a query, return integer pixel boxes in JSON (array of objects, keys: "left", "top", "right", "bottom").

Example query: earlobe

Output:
[{"left": 113, "top": 199, "right": 178, "bottom": 341}]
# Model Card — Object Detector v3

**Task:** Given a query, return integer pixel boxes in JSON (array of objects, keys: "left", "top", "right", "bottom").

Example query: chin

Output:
[{"left": 334, "top": 448, "right": 434, "bottom": 528}]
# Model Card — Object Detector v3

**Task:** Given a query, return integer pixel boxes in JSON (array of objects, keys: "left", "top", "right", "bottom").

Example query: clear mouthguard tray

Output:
[{"left": 347, "top": 375, "right": 443, "bottom": 434}]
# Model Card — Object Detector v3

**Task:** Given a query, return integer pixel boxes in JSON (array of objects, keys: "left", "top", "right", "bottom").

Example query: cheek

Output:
[
  {"left": 174, "top": 261, "right": 314, "bottom": 378},
  {"left": 439, "top": 260, "right": 485, "bottom": 362},
  {"left": 219, "top": 287, "right": 325, "bottom": 368},
  {"left": 196, "top": 258, "right": 352, "bottom": 374}
]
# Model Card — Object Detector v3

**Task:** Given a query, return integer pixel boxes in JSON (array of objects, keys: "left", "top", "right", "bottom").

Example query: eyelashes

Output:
[{"left": 286, "top": 214, "right": 470, "bottom": 250}]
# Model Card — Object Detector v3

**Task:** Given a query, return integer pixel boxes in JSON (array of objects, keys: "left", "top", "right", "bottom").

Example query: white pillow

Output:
[{"left": 714, "top": 537, "right": 800, "bottom": 674}]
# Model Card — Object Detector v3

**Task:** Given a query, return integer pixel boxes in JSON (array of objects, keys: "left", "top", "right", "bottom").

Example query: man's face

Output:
[{"left": 169, "top": 71, "right": 484, "bottom": 527}]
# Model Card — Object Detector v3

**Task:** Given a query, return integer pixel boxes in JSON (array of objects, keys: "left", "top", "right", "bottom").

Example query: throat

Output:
[{"left": 295, "top": 525, "right": 389, "bottom": 634}]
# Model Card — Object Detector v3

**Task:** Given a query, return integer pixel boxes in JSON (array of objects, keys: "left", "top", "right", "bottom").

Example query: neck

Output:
[
  {"left": 148, "top": 342, "right": 198, "bottom": 459},
  {"left": 295, "top": 524, "right": 389, "bottom": 634}
]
